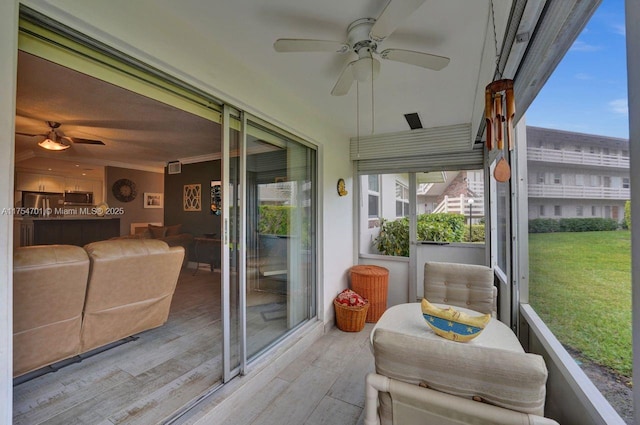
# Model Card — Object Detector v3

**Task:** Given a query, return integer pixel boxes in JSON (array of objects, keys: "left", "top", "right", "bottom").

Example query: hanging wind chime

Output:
[
  {"left": 485, "top": 0, "right": 516, "bottom": 182},
  {"left": 485, "top": 78, "right": 515, "bottom": 182}
]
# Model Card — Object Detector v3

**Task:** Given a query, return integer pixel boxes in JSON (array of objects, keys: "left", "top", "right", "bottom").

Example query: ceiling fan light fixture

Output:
[
  {"left": 352, "top": 57, "right": 380, "bottom": 82},
  {"left": 38, "top": 133, "right": 70, "bottom": 151}
]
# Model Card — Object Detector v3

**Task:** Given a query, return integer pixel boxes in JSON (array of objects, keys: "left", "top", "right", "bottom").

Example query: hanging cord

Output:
[
  {"left": 356, "top": 79, "right": 360, "bottom": 158},
  {"left": 370, "top": 49, "right": 375, "bottom": 135},
  {"left": 490, "top": 0, "right": 502, "bottom": 79}
]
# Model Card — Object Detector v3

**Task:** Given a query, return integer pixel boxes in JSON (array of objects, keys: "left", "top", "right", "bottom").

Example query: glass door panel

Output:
[
  {"left": 222, "top": 107, "right": 242, "bottom": 380},
  {"left": 245, "top": 119, "right": 316, "bottom": 359}
]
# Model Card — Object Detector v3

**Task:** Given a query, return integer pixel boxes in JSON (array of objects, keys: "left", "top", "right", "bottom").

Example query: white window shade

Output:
[{"left": 351, "top": 123, "right": 484, "bottom": 174}]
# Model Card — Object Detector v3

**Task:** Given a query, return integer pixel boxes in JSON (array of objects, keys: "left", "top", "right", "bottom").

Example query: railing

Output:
[
  {"left": 528, "top": 184, "right": 630, "bottom": 199},
  {"left": 432, "top": 195, "right": 485, "bottom": 217},
  {"left": 528, "top": 147, "right": 629, "bottom": 168}
]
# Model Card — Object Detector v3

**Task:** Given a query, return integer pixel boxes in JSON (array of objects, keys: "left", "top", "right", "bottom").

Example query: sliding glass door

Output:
[{"left": 243, "top": 118, "right": 316, "bottom": 359}]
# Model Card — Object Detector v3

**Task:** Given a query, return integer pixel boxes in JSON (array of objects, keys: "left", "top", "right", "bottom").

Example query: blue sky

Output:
[{"left": 525, "top": 0, "right": 628, "bottom": 139}]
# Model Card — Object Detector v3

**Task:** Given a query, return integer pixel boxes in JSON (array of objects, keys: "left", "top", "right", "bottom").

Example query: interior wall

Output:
[
  {"left": 0, "top": 1, "right": 17, "bottom": 422},
  {"left": 21, "top": 0, "right": 355, "bottom": 326},
  {"left": 164, "top": 160, "right": 221, "bottom": 254},
  {"left": 105, "top": 166, "right": 164, "bottom": 236}
]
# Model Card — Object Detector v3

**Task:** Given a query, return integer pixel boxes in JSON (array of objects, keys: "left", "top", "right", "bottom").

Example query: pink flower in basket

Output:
[{"left": 336, "top": 289, "right": 367, "bottom": 307}]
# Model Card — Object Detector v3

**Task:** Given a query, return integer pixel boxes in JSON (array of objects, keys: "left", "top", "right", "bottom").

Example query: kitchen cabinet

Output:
[
  {"left": 16, "top": 172, "right": 65, "bottom": 193},
  {"left": 64, "top": 177, "right": 95, "bottom": 192},
  {"left": 33, "top": 218, "right": 120, "bottom": 246},
  {"left": 64, "top": 177, "right": 103, "bottom": 203}
]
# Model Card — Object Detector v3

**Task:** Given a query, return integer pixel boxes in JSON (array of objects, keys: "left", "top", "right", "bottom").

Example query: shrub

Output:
[
  {"left": 417, "top": 213, "right": 466, "bottom": 242},
  {"left": 624, "top": 200, "right": 631, "bottom": 230},
  {"left": 374, "top": 213, "right": 467, "bottom": 256},
  {"left": 374, "top": 217, "right": 410, "bottom": 256},
  {"left": 559, "top": 218, "right": 619, "bottom": 232},
  {"left": 465, "top": 224, "right": 485, "bottom": 242},
  {"left": 258, "top": 205, "right": 311, "bottom": 248},
  {"left": 529, "top": 217, "right": 619, "bottom": 233},
  {"left": 529, "top": 218, "right": 561, "bottom": 233},
  {"left": 258, "top": 205, "right": 291, "bottom": 235}
]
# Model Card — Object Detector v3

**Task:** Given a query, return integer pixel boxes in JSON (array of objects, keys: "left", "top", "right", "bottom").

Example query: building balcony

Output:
[
  {"left": 528, "top": 184, "right": 630, "bottom": 200},
  {"left": 528, "top": 147, "right": 629, "bottom": 168}
]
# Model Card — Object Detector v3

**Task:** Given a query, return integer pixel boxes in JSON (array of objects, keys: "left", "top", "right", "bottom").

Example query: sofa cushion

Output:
[
  {"left": 81, "top": 239, "right": 184, "bottom": 352},
  {"left": 165, "top": 224, "right": 183, "bottom": 236},
  {"left": 372, "top": 303, "right": 548, "bottom": 417},
  {"left": 13, "top": 245, "right": 90, "bottom": 376},
  {"left": 148, "top": 224, "right": 167, "bottom": 238}
]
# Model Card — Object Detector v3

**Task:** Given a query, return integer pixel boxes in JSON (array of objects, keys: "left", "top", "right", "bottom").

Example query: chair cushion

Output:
[
  {"left": 372, "top": 303, "right": 548, "bottom": 416},
  {"left": 424, "top": 261, "right": 496, "bottom": 315}
]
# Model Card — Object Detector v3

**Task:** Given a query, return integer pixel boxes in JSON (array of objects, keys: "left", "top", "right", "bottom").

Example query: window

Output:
[
  {"left": 553, "top": 143, "right": 561, "bottom": 150},
  {"left": 590, "top": 146, "right": 596, "bottom": 154},
  {"left": 623, "top": 178, "right": 630, "bottom": 189},
  {"left": 576, "top": 206, "right": 584, "bottom": 216},
  {"left": 574, "top": 145, "right": 582, "bottom": 152},
  {"left": 602, "top": 148, "right": 610, "bottom": 155},
  {"left": 368, "top": 175, "right": 380, "bottom": 220},
  {"left": 539, "top": 205, "right": 545, "bottom": 216},
  {"left": 553, "top": 173, "right": 562, "bottom": 184},
  {"left": 554, "top": 205, "right": 561, "bottom": 216},
  {"left": 575, "top": 174, "right": 584, "bottom": 186},
  {"left": 592, "top": 205, "right": 597, "bottom": 216},
  {"left": 395, "top": 181, "right": 409, "bottom": 217},
  {"left": 359, "top": 170, "right": 484, "bottom": 256},
  {"left": 537, "top": 173, "right": 545, "bottom": 184}
]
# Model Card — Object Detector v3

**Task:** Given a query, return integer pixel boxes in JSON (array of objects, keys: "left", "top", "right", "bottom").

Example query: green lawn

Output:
[{"left": 529, "top": 230, "right": 631, "bottom": 377}]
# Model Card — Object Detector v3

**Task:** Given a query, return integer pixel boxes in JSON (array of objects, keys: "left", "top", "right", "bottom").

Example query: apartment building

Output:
[{"left": 526, "top": 126, "right": 630, "bottom": 222}]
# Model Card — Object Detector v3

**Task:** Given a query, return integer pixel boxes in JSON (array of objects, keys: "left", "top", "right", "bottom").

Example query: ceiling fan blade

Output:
[
  {"left": 62, "top": 136, "right": 105, "bottom": 145},
  {"left": 380, "top": 48, "right": 450, "bottom": 70},
  {"left": 274, "top": 39, "right": 349, "bottom": 53},
  {"left": 16, "top": 132, "right": 45, "bottom": 137},
  {"left": 370, "top": 0, "right": 427, "bottom": 42},
  {"left": 331, "top": 62, "right": 355, "bottom": 96}
]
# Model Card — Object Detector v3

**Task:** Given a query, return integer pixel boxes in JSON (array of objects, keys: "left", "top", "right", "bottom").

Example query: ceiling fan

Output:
[
  {"left": 16, "top": 121, "right": 105, "bottom": 151},
  {"left": 273, "top": 0, "right": 450, "bottom": 96}
]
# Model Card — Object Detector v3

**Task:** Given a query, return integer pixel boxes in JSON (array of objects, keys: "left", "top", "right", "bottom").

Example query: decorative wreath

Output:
[{"left": 112, "top": 178, "right": 137, "bottom": 203}]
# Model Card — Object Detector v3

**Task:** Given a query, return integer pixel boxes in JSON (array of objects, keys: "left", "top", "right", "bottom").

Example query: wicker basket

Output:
[
  {"left": 350, "top": 265, "right": 389, "bottom": 322},
  {"left": 334, "top": 299, "right": 369, "bottom": 332}
]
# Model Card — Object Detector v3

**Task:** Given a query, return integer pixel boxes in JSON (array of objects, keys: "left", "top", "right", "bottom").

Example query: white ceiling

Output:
[{"left": 15, "top": 0, "right": 512, "bottom": 171}]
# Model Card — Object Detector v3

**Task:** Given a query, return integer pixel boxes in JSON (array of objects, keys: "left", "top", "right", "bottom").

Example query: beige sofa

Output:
[
  {"left": 13, "top": 239, "right": 184, "bottom": 377},
  {"left": 117, "top": 224, "right": 193, "bottom": 266}
]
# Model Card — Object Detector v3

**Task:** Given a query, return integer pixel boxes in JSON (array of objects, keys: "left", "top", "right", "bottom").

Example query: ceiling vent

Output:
[
  {"left": 167, "top": 161, "right": 182, "bottom": 174},
  {"left": 404, "top": 113, "right": 423, "bottom": 130}
]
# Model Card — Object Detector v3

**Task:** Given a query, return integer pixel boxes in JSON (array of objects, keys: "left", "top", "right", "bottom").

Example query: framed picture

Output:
[
  {"left": 143, "top": 192, "right": 163, "bottom": 208},
  {"left": 210, "top": 180, "right": 221, "bottom": 215},
  {"left": 183, "top": 184, "right": 202, "bottom": 211}
]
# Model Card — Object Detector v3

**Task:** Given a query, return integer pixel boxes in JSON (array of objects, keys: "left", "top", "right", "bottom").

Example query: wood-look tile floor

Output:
[
  {"left": 216, "top": 323, "right": 375, "bottom": 425},
  {"left": 13, "top": 266, "right": 374, "bottom": 425}
]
